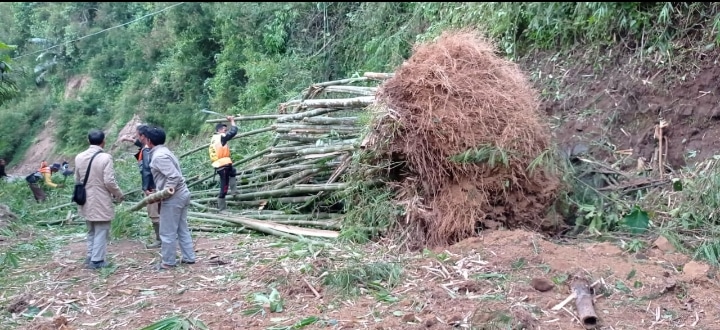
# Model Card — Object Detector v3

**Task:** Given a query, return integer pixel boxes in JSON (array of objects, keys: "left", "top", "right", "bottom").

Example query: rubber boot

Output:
[
  {"left": 145, "top": 223, "right": 161, "bottom": 249},
  {"left": 217, "top": 197, "right": 227, "bottom": 212},
  {"left": 229, "top": 176, "right": 238, "bottom": 195}
]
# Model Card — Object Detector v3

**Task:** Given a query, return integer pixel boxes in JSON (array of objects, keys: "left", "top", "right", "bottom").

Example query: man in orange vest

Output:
[{"left": 208, "top": 115, "right": 238, "bottom": 211}]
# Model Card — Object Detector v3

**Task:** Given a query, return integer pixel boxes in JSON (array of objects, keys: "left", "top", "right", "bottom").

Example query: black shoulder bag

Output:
[{"left": 72, "top": 151, "right": 103, "bottom": 206}]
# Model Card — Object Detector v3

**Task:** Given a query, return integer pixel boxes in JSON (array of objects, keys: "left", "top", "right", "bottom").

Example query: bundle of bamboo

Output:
[{"left": 184, "top": 72, "right": 394, "bottom": 243}]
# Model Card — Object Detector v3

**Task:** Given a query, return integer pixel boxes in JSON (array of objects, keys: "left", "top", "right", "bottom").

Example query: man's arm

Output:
[
  {"left": 102, "top": 155, "right": 124, "bottom": 201},
  {"left": 220, "top": 116, "right": 238, "bottom": 146},
  {"left": 152, "top": 154, "right": 182, "bottom": 190},
  {"left": 42, "top": 172, "right": 58, "bottom": 188},
  {"left": 140, "top": 148, "right": 156, "bottom": 192}
]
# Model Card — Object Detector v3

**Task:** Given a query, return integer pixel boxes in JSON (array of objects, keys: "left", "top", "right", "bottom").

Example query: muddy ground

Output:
[{"left": 1, "top": 229, "right": 717, "bottom": 330}]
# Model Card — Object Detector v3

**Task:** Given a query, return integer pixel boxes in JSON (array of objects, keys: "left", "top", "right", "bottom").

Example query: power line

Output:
[{"left": 12, "top": 2, "right": 186, "bottom": 60}]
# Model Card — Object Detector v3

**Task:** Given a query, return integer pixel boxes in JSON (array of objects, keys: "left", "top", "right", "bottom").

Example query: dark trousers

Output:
[
  {"left": 28, "top": 183, "right": 47, "bottom": 203},
  {"left": 216, "top": 165, "right": 236, "bottom": 199}
]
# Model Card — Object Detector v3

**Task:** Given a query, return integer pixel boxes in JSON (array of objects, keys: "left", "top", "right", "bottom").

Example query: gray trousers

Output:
[
  {"left": 86, "top": 221, "right": 111, "bottom": 262},
  {"left": 159, "top": 188, "right": 195, "bottom": 266}
]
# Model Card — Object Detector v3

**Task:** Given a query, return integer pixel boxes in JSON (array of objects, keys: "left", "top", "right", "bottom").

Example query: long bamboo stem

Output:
[{"left": 128, "top": 188, "right": 175, "bottom": 212}]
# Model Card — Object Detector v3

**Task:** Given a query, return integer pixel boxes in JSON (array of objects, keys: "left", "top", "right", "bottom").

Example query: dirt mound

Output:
[
  {"left": 8, "top": 117, "right": 72, "bottom": 176},
  {"left": 373, "top": 30, "right": 563, "bottom": 247},
  {"left": 108, "top": 114, "right": 144, "bottom": 154},
  {"left": 63, "top": 75, "right": 91, "bottom": 101}
]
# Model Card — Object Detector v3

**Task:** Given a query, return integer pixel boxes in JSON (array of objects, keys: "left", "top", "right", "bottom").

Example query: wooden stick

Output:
[
  {"left": 302, "top": 277, "right": 322, "bottom": 298},
  {"left": 551, "top": 291, "right": 577, "bottom": 311},
  {"left": 572, "top": 278, "right": 599, "bottom": 329}
]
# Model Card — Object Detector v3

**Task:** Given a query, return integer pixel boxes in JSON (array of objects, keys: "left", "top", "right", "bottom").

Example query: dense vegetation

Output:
[
  {"left": 4, "top": 1, "right": 720, "bottom": 261},
  {"left": 2, "top": 2, "right": 720, "bottom": 160}
]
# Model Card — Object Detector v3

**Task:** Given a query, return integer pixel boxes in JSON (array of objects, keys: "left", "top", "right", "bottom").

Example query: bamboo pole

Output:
[
  {"left": 363, "top": 72, "right": 395, "bottom": 80},
  {"left": 128, "top": 188, "right": 175, "bottom": 212},
  {"left": 36, "top": 202, "right": 74, "bottom": 214},
  {"left": 272, "top": 168, "right": 319, "bottom": 190},
  {"left": 192, "top": 183, "right": 348, "bottom": 202},
  {"left": 226, "top": 196, "right": 316, "bottom": 207},
  {"left": 322, "top": 86, "right": 377, "bottom": 96},
  {"left": 205, "top": 114, "right": 282, "bottom": 124},
  {"left": 187, "top": 212, "right": 338, "bottom": 238},
  {"left": 277, "top": 107, "right": 366, "bottom": 123},
  {"left": 311, "top": 76, "right": 369, "bottom": 87},
  {"left": 302, "top": 116, "right": 360, "bottom": 125}
]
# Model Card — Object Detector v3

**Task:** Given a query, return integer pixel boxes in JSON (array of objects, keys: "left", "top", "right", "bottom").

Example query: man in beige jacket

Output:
[{"left": 74, "top": 129, "right": 124, "bottom": 270}]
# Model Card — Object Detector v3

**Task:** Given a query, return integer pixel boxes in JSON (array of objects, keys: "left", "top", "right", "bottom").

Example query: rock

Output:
[
  {"left": 652, "top": 236, "right": 675, "bottom": 253},
  {"left": 680, "top": 106, "right": 694, "bottom": 117},
  {"left": 680, "top": 261, "right": 710, "bottom": 283},
  {"left": 531, "top": 278, "right": 555, "bottom": 292},
  {"left": 648, "top": 103, "right": 661, "bottom": 113},
  {"left": 401, "top": 313, "right": 420, "bottom": 323}
]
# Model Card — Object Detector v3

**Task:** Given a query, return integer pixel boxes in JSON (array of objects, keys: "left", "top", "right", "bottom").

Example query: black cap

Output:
[{"left": 215, "top": 123, "right": 227, "bottom": 132}]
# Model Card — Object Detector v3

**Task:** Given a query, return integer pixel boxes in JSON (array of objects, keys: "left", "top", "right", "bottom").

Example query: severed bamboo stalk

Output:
[
  {"left": 272, "top": 168, "right": 319, "bottom": 190},
  {"left": 226, "top": 196, "right": 316, "bottom": 207},
  {"left": 205, "top": 114, "right": 282, "bottom": 124},
  {"left": 572, "top": 278, "right": 599, "bottom": 329},
  {"left": 128, "top": 188, "right": 175, "bottom": 212},
  {"left": 36, "top": 202, "right": 74, "bottom": 214},
  {"left": 310, "top": 76, "right": 369, "bottom": 88},
  {"left": 363, "top": 72, "right": 395, "bottom": 80},
  {"left": 274, "top": 124, "right": 359, "bottom": 132},
  {"left": 188, "top": 211, "right": 339, "bottom": 238},
  {"left": 277, "top": 106, "right": 367, "bottom": 123},
  {"left": 322, "top": 86, "right": 377, "bottom": 96},
  {"left": 188, "top": 212, "right": 336, "bottom": 243},
  {"left": 302, "top": 116, "right": 360, "bottom": 125},
  {"left": 193, "top": 183, "right": 348, "bottom": 202}
]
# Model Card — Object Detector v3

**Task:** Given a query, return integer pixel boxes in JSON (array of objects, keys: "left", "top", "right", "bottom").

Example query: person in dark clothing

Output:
[
  {"left": 208, "top": 116, "right": 239, "bottom": 211},
  {"left": 121, "top": 124, "right": 161, "bottom": 248},
  {"left": 0, "top": 159, "right": 7, "bottom": 178}
]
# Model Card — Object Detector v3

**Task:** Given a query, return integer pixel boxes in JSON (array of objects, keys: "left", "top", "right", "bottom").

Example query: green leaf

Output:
[
  {"left": 622, "top": 206, "right": 649, "bottom": 234},
  {"left": 672, "top": 178, "right": 683, "bottom": 191}
]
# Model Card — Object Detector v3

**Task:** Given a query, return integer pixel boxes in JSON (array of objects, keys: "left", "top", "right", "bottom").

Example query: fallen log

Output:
[
  {"left": 128, "top": 188, "right": 175, "bottom": 212},
  {"left": 572, "top": 278, "right": 599, "bottom": 329}
]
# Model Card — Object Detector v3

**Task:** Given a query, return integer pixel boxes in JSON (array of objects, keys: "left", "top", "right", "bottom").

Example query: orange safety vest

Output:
[
  {"left": 209, "top": 133, "right": 232, "bottom": 168},
  {"left": 38, "top": 161, "right": 51, "bottom": 174}
]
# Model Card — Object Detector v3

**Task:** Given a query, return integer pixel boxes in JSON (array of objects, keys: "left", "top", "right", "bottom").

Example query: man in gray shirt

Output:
[{"left": 144, "top": 126, "right": 196, "bottom": 270}]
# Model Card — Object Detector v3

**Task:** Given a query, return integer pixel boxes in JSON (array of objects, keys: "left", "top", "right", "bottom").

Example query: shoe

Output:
[
  {"left": 86, "top": 260, "right": 108, "bottom": 270},
  {"left": 229, "top": 176, "right": 238, "bottom": 195},
  {"left": 145, "top": 240, "right": 161, "bottom": 249},
  {"left": 217, "top": 198, "right": 227, "bottom": 211},
  {"left": 180, "top": 259, "right": 195, "bottom": 265},
  {"left": 155, "top": 263, "right": 175, "bottom": 271}
]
